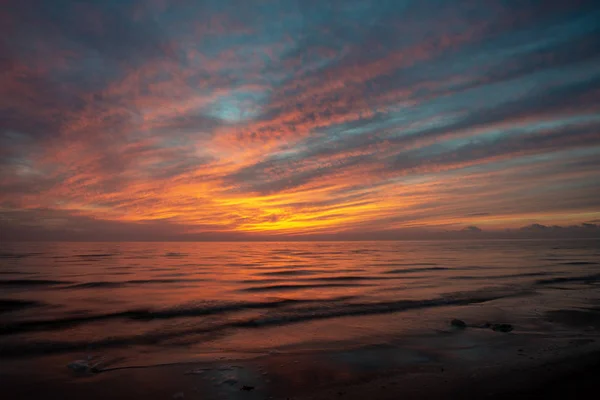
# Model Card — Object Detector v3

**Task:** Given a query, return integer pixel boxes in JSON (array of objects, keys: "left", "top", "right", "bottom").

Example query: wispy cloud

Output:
[{"left": 1, "top": 0, "right": 599, "bottom": 240}]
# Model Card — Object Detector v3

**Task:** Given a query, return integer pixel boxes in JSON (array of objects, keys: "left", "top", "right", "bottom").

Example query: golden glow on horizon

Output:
[{"left": 2, "top": 0, "right": 600, "bottom": 239}]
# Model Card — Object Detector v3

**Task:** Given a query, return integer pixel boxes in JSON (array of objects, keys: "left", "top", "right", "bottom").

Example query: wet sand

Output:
[
  {"left": 291, "top": 346, "right": 600, "bottom": 400},
  {"left": 2, "top": 325, "right": 599, "bottom": 400}
]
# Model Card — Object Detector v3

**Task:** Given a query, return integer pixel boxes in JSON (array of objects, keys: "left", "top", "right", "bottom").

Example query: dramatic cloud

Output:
[{"left": 1, "top": 0, "right": 599, "bottom": 240}]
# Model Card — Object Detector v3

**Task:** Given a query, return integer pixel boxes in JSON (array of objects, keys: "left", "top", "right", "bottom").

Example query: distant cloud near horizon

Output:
[
  {"left": 1, "top": 0, "right": 600, "bottom": 241},
  {"left": 519, "top": 223, "right": 600, "bottom": 231},
  {"left": 2, "top": 211, "right": 598, "bottom": 241}
]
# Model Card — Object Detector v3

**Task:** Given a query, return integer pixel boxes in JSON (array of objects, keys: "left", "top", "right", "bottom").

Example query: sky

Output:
[{"left": 1, "top": 0, "right": 600, "bottom": 241}]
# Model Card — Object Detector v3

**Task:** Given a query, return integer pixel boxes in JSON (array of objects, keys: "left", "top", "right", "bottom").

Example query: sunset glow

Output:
[{"left": 2, "top": 0, "right": 600, "bottom": 240}]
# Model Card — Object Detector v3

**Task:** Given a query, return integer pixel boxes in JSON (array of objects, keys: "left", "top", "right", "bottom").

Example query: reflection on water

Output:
[{"left": 0, "top": 240, "right": 599, "bottom": 365}]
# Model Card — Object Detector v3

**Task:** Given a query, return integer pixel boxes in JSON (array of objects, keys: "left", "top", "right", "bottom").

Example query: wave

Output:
[
  {"left": 259, "top": 270, "right": 329, "bottom": 277},
  {"left": 536, "top": 273, "right": 600, "bottom": 285},
  {"left": 0, "top": 252, "right": 43, "bottom": 259},
  {"left": 0, "top": 299, "right": 44, "bottom": 314},
  {"left": 559, "top": 261, "right": 598, "bottom": 266},
  {"left": 240, "top": 275, "right": 402, "bottom": 285},
  {"left": 234, "top": 296, "right": 505, "bottom": 328},
  {"left": 223, "top": 262, "right": 257, "bottom": 267},
  {"left": 0, "top": 289, "right": 529, "bottom": 357},
  {"left": 64, "top": 278, "right": 209, "bottom": 289},
  {"left": 65, "top": 281, "right": 126, "bottom": 289},
  {"left": 238, "top": 279, "right": 283, "bottom": 284},
  {"left": 240, "top": 283, "right": 373, "bottom": 292},
  {"left": 246, "top": 264, "right": 314, "bottom": 270},
  {"left": 311, "top": 276, "right": 388, "bottom": 281},
  {"left": 350, "top": 249, "right": 375, "bottom": 254},
  {"left": 504, "top": 272, "right": 555, "bottom": 278},
  {"left": 0, "top": 298, "right": 314, "bottom": 336},
  {"left": 384, "top": 267, "right": 449, "bottom": 274},
  {"left": 0, "top": 271, "right": 35, "bottom": 275},
  {"left": 76, "top": 253, "right": 116, "bottom": 258},
  {"left": 0, "top": 279, "right": 72, "bottom": 287},
  {"left": 449, "top": 272, "right": 554, "bottom": 281},
  {"left": 374, "top": 262, "right": 439, "bottom": 267},
  {"left": 164, "top": 252, "right": 187, "bottom": 257}
]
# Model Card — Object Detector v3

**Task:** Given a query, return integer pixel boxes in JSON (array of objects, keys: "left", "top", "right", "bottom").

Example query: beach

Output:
[
  {"left": 2, "top": 325, "right": 599, "bottom": 399},
  {"left": 3, "top": 0, "right": 600, "bottom": 396},
  {"left": 1, "top": 240, "right": 599, "bottom": 399}
]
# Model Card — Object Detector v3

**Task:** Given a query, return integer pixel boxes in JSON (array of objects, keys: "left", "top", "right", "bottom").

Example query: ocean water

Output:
[{"left": 1, "top": 240, "right": 599, "bottom": 369}]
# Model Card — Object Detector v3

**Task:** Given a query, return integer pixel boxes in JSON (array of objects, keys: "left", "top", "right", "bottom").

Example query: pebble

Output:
[
  {"left": 492, "top": 323, "right": 513, "bottom": 333},
  {"left": 451, "top": 319, "right": 467, "bottom": 329},
  {"left": 67, "top": 360, "right": 90, "bottom": 373}
]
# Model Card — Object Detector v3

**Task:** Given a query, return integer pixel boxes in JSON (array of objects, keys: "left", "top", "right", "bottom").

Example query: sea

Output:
[{"left": 1, "top": 240, "right": 599, "bottom": 371}]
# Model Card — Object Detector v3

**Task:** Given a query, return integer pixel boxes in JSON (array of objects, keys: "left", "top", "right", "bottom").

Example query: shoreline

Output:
[
  {"left": 290, "top": 343, "right": 600, "bottom": 400},
  {"left": 2, "top": 327, "right": 599, "bottom": 400}
]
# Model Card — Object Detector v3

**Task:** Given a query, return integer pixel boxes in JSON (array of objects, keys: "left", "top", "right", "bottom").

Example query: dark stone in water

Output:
[
  {"left": 451, "top": 319, "right": 467, "bottom": 329},
  {"left": 67, "top": 357, "right": 104, "bottom": 374},
  {"left": 241, "top": 385, "right": 254, "bottom": 391},
  {"left": 67, "top": 360, "right": 89, "bottom": 373},
  {"left": 492, "top": 323, "right": 513, "bottom": 333}
]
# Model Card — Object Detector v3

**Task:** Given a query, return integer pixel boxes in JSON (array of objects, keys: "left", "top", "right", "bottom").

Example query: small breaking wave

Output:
[
  {"left": 66, "top": 281, "right": 125, "bottom": 289},
  {"left": 164, "top": 252, "right": 187, "bottom": 258},
  {"left": 449, "top": 272, "right": 554, "bottom": 281},
  {"left": 0, "top": 252, "right": 43, "bottom": 259},
  {"left": 0, "top": 271, "right": 35, "bottom": 275},
  {"left": 240, "top": 283, "right": 373, "bottom": 292},
  {"left": 0, "top": 289, "right": 529, "bottom": 357},
  {"left": 372, "top": 262, "right": 439, "bottom": 267},
  {"left": 0, "top": 299, "right": 312, "bottom": 336},
  {"left": 76, "top": 253, "right": 117, "bottom": 258},
  {"left": 0, "top": 299, "right": 44, "bottom": 314},
  {"left": 536, "top": 273, "right": 600, "bottom": 285},
  {"left": 259, "top": 270, "right": 328, "bottom": 277},
  {"left": 558, "top": 261, "right": 598, "bottom": 266},
  {"left": 301, "top": 276, "right": 389, "bottom": 282},
  {"left": 0, "top": 279, "right": 72, "bottom": 287},
  {"left": 64, "top": 278, "right": 209, "bottom": 289},
  {"left": 384, "top": 267, "right": 449, "bottom": 274}
]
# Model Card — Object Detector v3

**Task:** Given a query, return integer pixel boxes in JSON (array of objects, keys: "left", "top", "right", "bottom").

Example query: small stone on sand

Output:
[
  {"left": 451, "top": 319, "right": 467, "bottom": 329},
  {"left": 67, "top": 360, "right": 92, "bottom": 373},
  {"left": 492, "top": 323, "right": 513, "bottom": 333}
]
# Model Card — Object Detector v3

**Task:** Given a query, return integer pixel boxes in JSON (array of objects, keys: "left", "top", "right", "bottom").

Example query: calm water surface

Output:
[{"left": 1, "top": 240, "right": 599, "bottom": 367}]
